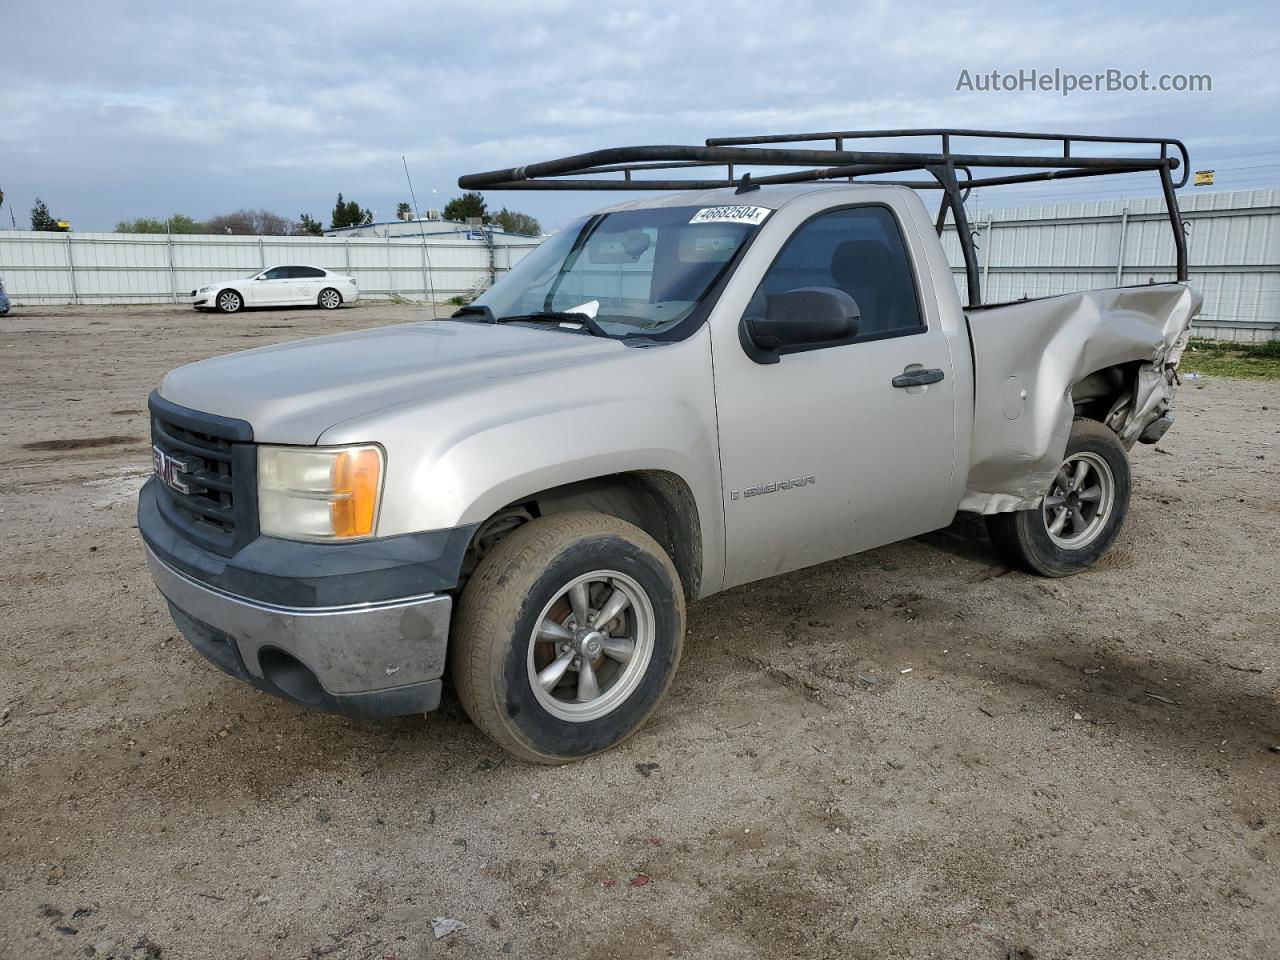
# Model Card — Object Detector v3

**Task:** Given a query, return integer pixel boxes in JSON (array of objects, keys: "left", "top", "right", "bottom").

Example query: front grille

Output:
[{"left": 148, "top": 392, "right": 257, "bottom": 556}]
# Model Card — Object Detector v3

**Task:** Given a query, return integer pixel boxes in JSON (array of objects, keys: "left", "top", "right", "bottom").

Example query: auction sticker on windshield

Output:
[{"left": 689, "top": 205, "right": 772, "bottom": 226}]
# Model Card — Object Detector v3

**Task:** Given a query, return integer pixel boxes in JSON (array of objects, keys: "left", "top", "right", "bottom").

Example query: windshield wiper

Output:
[{"left": 496, "top": 311, "right": 608, "bottom": 337}]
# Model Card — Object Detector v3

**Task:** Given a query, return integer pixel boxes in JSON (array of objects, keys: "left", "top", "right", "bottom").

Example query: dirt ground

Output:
[{"left": 1, "top": 302, "right": 1277, "bottom": 960}]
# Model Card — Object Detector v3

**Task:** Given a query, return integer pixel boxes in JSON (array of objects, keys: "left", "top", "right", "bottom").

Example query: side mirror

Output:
[{"left": 740, "top": 287, "right": 860, "bottom": 364}]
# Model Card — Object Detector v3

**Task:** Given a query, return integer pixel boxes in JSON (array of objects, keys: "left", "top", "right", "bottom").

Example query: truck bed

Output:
[{"left": 960, "top": 282, "right": 1201, "bottom": 514}]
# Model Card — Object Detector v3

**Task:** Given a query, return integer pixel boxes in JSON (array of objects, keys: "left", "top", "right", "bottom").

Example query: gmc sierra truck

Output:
[{"left": 139, "top": 129, "right": 1200, "bottom": 763}]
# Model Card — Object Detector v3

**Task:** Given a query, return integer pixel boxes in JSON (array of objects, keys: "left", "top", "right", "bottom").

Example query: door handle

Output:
[{"left": 892, "top": 367, "right": 945, "bottom": 388}]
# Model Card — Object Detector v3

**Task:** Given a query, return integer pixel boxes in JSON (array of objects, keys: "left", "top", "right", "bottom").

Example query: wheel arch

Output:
[
  {"left": 460, "top": 469, "right": 703, "bottom": 602},
  {"left": 1071, "top": 359, "right": 1140, "bottom": 420}
]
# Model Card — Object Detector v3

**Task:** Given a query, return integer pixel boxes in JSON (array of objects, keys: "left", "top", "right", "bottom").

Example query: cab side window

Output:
[
  {"left": 262, "top": 267, "right": 290, "bottom": 280},
  {"left": 757, "top": 206, "right": 923, "bottom": 341}
]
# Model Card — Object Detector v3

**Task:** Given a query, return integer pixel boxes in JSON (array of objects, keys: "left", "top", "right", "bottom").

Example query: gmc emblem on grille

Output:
[{"left": 152, "top": 445, "right": 193, "bottom": 495}]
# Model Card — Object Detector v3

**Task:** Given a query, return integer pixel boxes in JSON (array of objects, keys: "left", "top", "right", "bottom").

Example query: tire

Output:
[
  {"left": 986, "top": 418, "right": 1131, "bottom": 577},
  {"left": 318, "top": 287, "right": 343, "bottom": 310},
  {"left": 450, "top": 511, "right": 685, "bottom": 764},
  {"left": 216, "top": 289, "right": 243, "bottom": 314}
]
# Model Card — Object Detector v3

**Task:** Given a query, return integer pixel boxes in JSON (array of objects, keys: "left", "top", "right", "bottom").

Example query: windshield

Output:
[{"left": 473, "top": 204, "right": 767, "bottom": 337}]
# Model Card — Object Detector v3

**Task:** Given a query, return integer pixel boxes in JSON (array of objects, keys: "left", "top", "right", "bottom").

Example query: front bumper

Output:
[
  {"left": 146, "top": 545, "right": 450, "bottom": 717},
  {"left": 139, "top": 474, "right": 474, "bottom": 718}
]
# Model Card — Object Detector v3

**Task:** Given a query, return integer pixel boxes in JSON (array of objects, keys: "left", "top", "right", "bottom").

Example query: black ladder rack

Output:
[{"left": 458, "top": 128, "right": 1190, "bottom": 307}]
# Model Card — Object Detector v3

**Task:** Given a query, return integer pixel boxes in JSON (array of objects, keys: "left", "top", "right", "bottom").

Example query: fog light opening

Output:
[{"left": 258, "top": 648, "right": 324, "bottom": 705}]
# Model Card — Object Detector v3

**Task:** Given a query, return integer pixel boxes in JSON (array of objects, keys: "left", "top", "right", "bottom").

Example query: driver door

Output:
[
  {"left": 251, "top": 266, "right": 292, "bottom": 304},
  {"left": 712, "top": 204, "right": 957, "bottom": 588}
]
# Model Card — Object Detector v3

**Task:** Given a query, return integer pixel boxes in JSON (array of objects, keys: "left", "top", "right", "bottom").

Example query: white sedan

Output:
[{"left": 192, "top": 265, "right": 359, "bottom": 313}]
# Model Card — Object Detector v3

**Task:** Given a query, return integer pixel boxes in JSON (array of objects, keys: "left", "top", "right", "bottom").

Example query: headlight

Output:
[
  {"left": 198, "top": 285, "right": 213, "bottom": 293},
  {"left": 257, "top": 444, "right": 384, "bottom": 541}
]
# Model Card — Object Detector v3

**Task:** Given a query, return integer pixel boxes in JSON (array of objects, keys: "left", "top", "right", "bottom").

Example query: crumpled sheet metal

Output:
[{"left": 959, "top": 283, "right": 1201, "bottom": 515}]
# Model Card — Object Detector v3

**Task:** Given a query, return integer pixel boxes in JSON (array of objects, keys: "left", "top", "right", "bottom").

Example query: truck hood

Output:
[{"left": 160, "top": 320, "right": 623, "bottom": 444}]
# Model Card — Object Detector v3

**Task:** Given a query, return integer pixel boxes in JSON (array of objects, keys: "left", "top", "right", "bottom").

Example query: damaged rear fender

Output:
[{"left": 959, "top": 283, "right": 1201, "bottom": 515}]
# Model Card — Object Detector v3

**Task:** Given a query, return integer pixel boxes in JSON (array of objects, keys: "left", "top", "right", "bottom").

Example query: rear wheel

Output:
[
  {"left": 986, "top": 418, "right": 1131, "bottom": 577},
  {"left": 216, "top": 289, "right": 243, "bottom": 314},
  {"left": 318, "top": 287, "right": 342, "bottom": 310},
  {"left": 450, "top": 512, "right": 685, "bottom": 764}
]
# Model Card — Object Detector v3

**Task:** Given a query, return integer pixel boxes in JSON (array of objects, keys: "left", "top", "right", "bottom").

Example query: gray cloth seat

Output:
[{"left": 830, "top": 240, "right": 915, "bottom": 335}]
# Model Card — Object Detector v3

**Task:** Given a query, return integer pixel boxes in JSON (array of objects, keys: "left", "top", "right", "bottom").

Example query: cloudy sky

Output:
[{"left": 3, "top": 0, "right": 1277, "bottom": 232}]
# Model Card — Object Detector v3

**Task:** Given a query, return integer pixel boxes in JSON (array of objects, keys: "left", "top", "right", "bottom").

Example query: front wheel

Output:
[
  {"left": 986, "top": 418, "right": 1131, "bottom": 577},
  {"left": 216, "top": 289, "right": 243, "bottom": 314},
  {"left": 450, "top": 512, "right": 685, "bottom": 764},
  {"left": 318, "top": 287, "right": 343, "bottom": 310}
]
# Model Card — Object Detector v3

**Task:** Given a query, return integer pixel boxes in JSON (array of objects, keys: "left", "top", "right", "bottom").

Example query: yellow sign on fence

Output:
[{"left": 1194, "top": 170, "right": 1215, "bottom": 186}]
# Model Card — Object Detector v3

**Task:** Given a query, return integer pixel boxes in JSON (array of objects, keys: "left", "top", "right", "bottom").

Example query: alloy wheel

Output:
[
  {"left": 525, "top": 570, "right": 655, "bottom": 722},
  {"left": 1042, "top": 451, "right": 1116, "bottom": 549}
]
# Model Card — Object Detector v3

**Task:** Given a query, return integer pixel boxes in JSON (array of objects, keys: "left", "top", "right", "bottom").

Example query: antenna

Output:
[
  {"left": 402, "top": 154, "right": 437, "bottom": 307},
  {"left": 402, "top": 155, "right": 422, "bottom": 224}
]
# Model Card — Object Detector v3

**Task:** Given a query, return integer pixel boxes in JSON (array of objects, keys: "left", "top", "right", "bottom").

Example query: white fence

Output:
[
  {"left": 3, "top": 189, "right": 1278, "bottom": 341},
  {"left": 0, "top": 231, "right": 541, "bottom": 305},
  {"left": 944, "top": 188, "right": 1280, "bottom": 341}
]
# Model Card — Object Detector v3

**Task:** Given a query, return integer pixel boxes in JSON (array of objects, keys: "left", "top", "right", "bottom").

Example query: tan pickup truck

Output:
[{"left": 140, "top": 128, "right": 1199, "bottom": 762}]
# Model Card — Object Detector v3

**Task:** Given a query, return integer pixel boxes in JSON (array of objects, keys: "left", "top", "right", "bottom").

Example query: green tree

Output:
[
  {"left": 396, "top": 201, "right": 413, "bottom": 221},
  {"left": 298, "top": 213, "right": 325, "bottom": 236},
  {"left": 166, "top": 214, "right": 202, "bottom": 233},
  {"left": 115, "top": 213, "right": 203, "bottom": 234},
  {"left": 330, "top": 193, "right": 372, "bottom": 229},
  {"left": 115, "top": 217, "right": 164, "bottom": 233},
  {"left": 332, "top": 193, "right": 352, "bottom": 228},
  {"left": 492, "top": 208, "right": 541, "bottom": 236},
  {"left": 31, "top": 197, "right": 64, "bottom": 231},
  {"left": 443, "top": 191, "right": 489, "bottom": 224}
]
